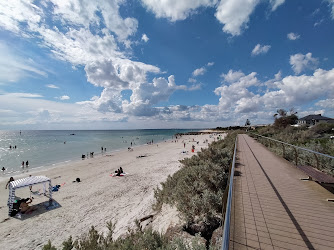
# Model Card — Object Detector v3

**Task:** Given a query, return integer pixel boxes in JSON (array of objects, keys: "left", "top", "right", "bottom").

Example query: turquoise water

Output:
[{"left": 0, "top": 129, "right": 193, "bottom": 178}]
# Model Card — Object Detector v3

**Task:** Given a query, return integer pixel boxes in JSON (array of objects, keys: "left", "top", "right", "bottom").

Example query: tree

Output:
[
  {"left": 274, "top": 109, "right": 287, "bottom": 118},
  {"left": 273, "top": 108, "right": 298, "bottom": 128}
]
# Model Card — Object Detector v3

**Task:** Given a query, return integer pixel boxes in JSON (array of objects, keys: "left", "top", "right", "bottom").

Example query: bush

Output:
[
  {"left": 253, "top": 125, "right": 334, "bottom": 175},
  {"left": 44, "top": 221, "right": 207, "bottom": 250},
  {"left": 310, "top": 123, "right": 334, "bottom": 135},
  {"left": 153, "top": 131, "right": 238, "bottom": 242}
]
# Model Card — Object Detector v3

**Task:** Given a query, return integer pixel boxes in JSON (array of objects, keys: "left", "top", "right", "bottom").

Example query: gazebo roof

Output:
[{"left": 9, "top": 176, "right": 51, "bottom": 190}]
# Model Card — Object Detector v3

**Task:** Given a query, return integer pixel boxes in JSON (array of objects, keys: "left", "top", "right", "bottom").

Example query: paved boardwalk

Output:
[{"left": 230, "top": 134, "right": 334, "bottom": 250}]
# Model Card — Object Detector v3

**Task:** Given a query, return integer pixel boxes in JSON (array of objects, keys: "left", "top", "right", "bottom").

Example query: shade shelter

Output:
[{"left": 8, "top": 176, "right": 52, "bottom": 216}]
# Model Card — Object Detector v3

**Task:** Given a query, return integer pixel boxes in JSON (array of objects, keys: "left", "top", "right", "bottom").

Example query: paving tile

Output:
[
  {"left": 246, "top": 239, "right": 261, "bottom": 249},
  {"left": 258, "top": 236, "right": 273, "bottom": 245},
  {"left": 260, "top": 243, "right": 275, "bottom": 250},
  {"left": 246, "top": 232, "right": 259, "bottom": 242},
  {"left": 231, "top": 241, "right": 248, "bottom": 250}
]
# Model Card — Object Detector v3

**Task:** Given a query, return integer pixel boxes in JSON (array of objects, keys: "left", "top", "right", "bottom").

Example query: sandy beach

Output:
[{"left": 0, "top": 134, "right": 220, "bottom": 250}]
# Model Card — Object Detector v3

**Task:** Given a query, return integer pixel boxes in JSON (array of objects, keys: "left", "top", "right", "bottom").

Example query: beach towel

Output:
[{"left": 110, "top": 172, "right": 128, "bottom": 177}]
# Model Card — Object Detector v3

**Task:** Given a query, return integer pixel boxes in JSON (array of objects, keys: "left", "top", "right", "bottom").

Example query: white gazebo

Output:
[{"left": 8, "top": 176, "right": 52, "bottom": 216}]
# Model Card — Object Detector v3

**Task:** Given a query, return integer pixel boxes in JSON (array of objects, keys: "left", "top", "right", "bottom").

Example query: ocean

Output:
[{"left": 0, "top": 129, "right": 194, "bottom": 179}]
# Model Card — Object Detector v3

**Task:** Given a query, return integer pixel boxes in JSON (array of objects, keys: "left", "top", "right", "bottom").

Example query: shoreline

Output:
[
  {"left": 0, "top": 133, "right": 222, "bottom": 250},
  {"left": 0, "top": 136, "right": 172, "bottom": 182}
]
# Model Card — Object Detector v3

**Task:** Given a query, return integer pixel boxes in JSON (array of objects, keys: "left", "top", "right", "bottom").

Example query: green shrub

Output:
[
  {"left": 310, "top": 123, "right": 334, "bottom": 134},
  {"left": 153, "top": 131, "right": 238, "bottom": 242},
  {"left": 43, "top": 240, "right": 57, "bottom": 250},
  {"left": 44, "top": 221, "right": 207, "bottom": 250},
  {"left": 253, "top": 125, "right": 334, "bottom": 174}
]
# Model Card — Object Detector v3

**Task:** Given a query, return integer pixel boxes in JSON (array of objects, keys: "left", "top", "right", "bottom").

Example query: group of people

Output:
[
  {"left": 21, "top": 161, "right": 29, "bottom": 168},
  {"left": 146, "top": 139, "right": 154, "bottom": 145},
  {"left": 9, "top": 145, "right": 17, "bottom": 149},
  {"left": 114, "top": 167, "right": 124, "bottom": 176}
]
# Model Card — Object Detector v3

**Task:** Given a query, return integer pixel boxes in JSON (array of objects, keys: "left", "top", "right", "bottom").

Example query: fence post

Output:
[
  {"left": 282, "top": 144, "right": 285, "bottom": 158},
  {"left": 293, "top": 148, "right": 298, "bottom": 165}
]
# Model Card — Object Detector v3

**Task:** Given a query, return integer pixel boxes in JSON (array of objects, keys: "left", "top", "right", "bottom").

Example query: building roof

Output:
[{"left": 299, "top": 114, "right": 333, "bottom": 121}]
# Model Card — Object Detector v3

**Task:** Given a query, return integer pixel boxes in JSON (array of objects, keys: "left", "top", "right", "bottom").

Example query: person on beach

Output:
[
  {"left": 5, "top": 177, "right": 14, "bottom": 189},
  {"left": 120, "top": 167, "right": 123, "bottom": 173},
  {"left": 116, "top": 169, "right": 121, "bottom": 176},
  {"left": 1, "top": 167, "right": 5, "bottom": 171},
  {"left": 22, "top": 161, "right": 24, "bottom": 168},
  {"left": 26, "top": 161, "right": 29, "bottom": 167},
  {"left": 19, "top": 198, "right": 36, "bottom": 214}
]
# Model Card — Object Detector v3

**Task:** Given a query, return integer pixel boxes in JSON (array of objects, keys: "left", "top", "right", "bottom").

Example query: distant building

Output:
[{"left": 297, "top": 114, "right": 334, "bottom": 126}]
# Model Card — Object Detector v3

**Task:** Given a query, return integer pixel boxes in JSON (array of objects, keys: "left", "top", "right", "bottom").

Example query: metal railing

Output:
[
  {"left": 221, "top": 136, "right": 238, "bottom": 250},
  {"left": 251, "top": 133, "right": 334, "bottom": 168}
]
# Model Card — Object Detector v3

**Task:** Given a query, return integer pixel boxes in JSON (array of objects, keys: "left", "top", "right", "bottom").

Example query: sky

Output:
[{"left": 0, "top": 0, "right": 334, "bottom": 130}]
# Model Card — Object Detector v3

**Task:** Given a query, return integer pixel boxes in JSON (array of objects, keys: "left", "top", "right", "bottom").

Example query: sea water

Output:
[{"left": 0, "top": 129, "right": 194, "bottom": 179}]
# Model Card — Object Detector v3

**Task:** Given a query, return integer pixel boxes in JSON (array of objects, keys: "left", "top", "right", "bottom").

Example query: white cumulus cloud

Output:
[
  {"left": 212, "top": 68, "right": 334, "bottom": 119},
  {"left": 192, "top": 67, "right": 206, "bottom": 76},
  {"left": 192, "top": 61, "right": 214, "bottom": 77},
  {"left": 290, "top": 53, "right": 319, "bottom": 74},
  {"left": 251, "top": 44, "right": 271, "bottom": 56},
  {"left": 214, "top": 70, "right": 260, "bottom": 111},
  {"left": 60, "top": 95, "right": 70, "bottom": 100},
  {"left": 141, "top": 0, "right": 217, "bottom": 21},
  {"left": 141, "top": 34, "right": 149, "bottom": 42},
  {"left": 215, "top": 0, "right": 260, "bottom": 36},
  {"left": 188, "top": 78, "right": 197, "bottom": 83},
  {"left": 287, "top": 32, "right": 300, "bottom": 40},
  {"left": 141, "top": 0, "right": 286, "bottom": 36}
]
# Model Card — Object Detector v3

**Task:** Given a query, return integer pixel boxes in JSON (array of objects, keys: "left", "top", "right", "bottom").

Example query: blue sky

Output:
[{"left": 0, "top": 0, "right": 334, "bottom": 129}]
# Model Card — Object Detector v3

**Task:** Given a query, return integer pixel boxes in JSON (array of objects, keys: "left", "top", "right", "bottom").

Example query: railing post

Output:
[{"left": 282, "top": 144, "right": 285, "bottom": 158}]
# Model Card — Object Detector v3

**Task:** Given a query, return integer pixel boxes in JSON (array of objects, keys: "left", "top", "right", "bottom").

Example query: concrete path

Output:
[{"left": 229, "top": 134, "right": 334, "bottom": 250}]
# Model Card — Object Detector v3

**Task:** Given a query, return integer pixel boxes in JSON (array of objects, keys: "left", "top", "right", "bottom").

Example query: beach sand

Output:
[{"left": 0, "top": 134, "right": 220, "bottom": 250}]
